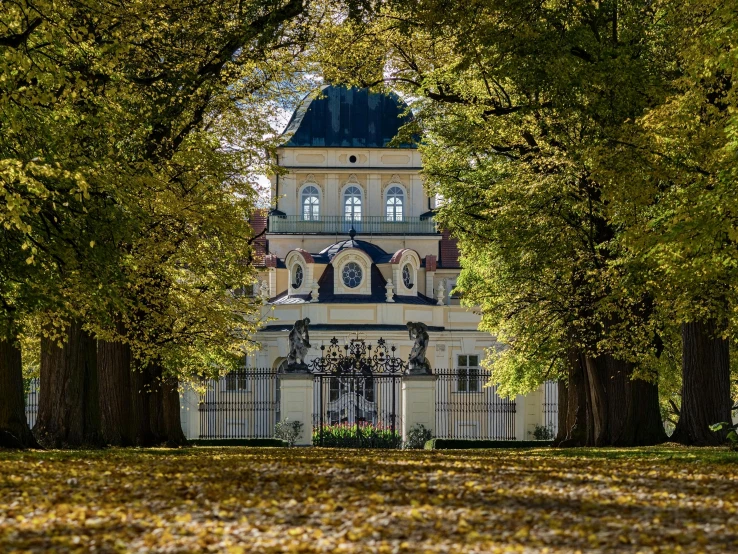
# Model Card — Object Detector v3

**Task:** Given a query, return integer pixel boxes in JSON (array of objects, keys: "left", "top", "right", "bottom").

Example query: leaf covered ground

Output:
[{"left": 1, "top": 446, "right": 737, "bottom": 553}]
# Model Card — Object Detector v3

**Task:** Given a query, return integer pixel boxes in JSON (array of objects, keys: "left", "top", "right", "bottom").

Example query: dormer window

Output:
[
  {"left": 386, "top": 185, "right": 404, "bottom": 222},
  {"left": 285, "top": 249, "right": 314, "bottom": 296},
  {"left": 301, "top": 184, "right": 320, "bottom": 221},
  {"left": 390, "top": 248, "right": 420, "bottom": 297}
]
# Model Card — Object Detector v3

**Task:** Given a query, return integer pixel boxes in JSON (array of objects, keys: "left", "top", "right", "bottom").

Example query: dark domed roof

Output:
[
  {"left": 281, "top": 85, "right": 416, "bottom": 148},
  {"left": 313, "top": 239, "right": 393, "bottom": 264}
]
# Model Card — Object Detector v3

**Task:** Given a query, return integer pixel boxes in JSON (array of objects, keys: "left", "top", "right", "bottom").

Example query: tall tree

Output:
[
  {"left": 317, "top": 0, "right": 670, "bottom": 445},
  {"left": 1, "top": 0, "right": 316, "bottom": 446}
]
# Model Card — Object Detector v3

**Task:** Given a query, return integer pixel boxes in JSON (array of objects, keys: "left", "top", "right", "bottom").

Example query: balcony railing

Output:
[{"left": 268, "top": 215, "right": 438, "bottom": 235}]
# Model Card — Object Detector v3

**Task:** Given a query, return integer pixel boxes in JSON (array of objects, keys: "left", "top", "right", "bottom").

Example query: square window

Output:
[{"left": 457, "top": 355, "right": 481, "bottom": 393}]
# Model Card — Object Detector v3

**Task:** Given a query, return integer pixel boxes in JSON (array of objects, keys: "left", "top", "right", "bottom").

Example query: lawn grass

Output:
[{"left": 1, "top": 445, "right": 737, "bottom": 552}]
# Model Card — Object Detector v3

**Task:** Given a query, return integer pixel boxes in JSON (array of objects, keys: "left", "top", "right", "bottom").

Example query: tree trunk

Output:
[
  {"left": 35, "top": 321, "right": 101, "bottom": 448},
  {"left": 130, "top": 362, "right": 155, "bottom": 446},
  {"left": 624, "top": 377, "right": 667, "bottom": 445},
  {"left": 98, "top": 332, "right": 134, "bottom": 446},
  {"left": 673, "top": 320, "right": 732, "bottom": 445},
  {"left": 559, "top": 347, "right": 590, "bottom": 447},
  {"left": 0, "top": 338, "right": 39, "bottom": 448},
  {"left": 162, "top": 377, "right": 187, "bottom": 447},
  {"left": 584, "top": 355, "right": 609, "bottom": 446},
  {"left": 605, "top": 356, "right": 628, "bottom": 444},
  {"left": 148, "top": 364, "right": 166, "bottom": 443},
  {"left": 146, "top": 362, "right": 186, "bottom": 447},
  {"left": 553, "top": 378, "right": 569, "bottom": 445}
]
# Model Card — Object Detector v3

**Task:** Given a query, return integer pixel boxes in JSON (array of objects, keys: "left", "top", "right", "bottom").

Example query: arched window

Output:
[
  {"left": 402, "top": 263, "right": 414, "bottom": 289},
  {"left": 292, "top": 264, "right": 303, "bottom": 289},
  {"left": 343, "top": 185, "right": 362, "bottom": 222},
  {"left": 301, "top": 185, "right": 320, "bottom": 221},
  {"left": 386, "top": 185, "right": 404, "bottom": 221}
]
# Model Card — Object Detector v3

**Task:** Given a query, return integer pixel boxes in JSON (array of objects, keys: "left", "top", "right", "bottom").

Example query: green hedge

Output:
[
  {"left": 424, "top": 439, "right": 553, "bottom": 450},
  {"left": 190, "top": 438, "right": 287, "bottom": 447}
]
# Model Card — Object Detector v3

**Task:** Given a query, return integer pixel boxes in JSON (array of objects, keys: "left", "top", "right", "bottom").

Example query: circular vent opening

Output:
[{"left": 349, "top": 155, "right": 357, "bottom": 163}]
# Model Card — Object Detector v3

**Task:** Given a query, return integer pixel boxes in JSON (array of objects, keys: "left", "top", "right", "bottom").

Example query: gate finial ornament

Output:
[{"left": 407, "top": 322, "right": 432, "bottom": 375}]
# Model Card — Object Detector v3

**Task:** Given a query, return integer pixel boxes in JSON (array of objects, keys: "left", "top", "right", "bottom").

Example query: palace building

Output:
[
  {"left": 177, "top": 85, "right": 557, "bottom": 444},
  {"left": 250, "top": 84, "right": 497, "bottom": 371}
]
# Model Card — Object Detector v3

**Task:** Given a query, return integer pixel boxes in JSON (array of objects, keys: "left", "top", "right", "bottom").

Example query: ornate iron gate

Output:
[{"left": 311, "top": 338, "right": 404, "bottom": 447}]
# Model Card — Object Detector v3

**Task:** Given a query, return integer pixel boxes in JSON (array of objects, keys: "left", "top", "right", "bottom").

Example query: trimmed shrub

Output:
[
  {"left": 425, "top": 439, "right": 553, "bottom": 449},
  {"left": 275, "top": 419, "right": 304, "bottom": 447},
  {"left": 313, "top": 422, "right": 402, "bottom": 448},
  {"left": 189, "top": 438, "right": 287, "bottom": 447},
  {"left": 405, "top": 423, "right": 433, "bottom": 449},
  {"left": 531, "top": 424, "right": 555, "bottom": 441}
]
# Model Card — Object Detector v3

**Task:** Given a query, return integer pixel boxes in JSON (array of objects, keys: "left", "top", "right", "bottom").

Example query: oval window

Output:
[
  {"left": 293, "top": 265, "right": 303, "bottom": 289},
  {"left": 402, "top": 263, "right": 413, "bottom": 289},
  {"left": 342, "top": 262, "right": 363, "bottom": 289}
]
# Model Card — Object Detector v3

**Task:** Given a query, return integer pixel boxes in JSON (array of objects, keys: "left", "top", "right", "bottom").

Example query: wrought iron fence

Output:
[
  {"left": 435, "top": 369, "right": 516, "bottom": 440},
  {"left": 543, "top": 380, "right": 559, "bottom": 438},
  {"left": 269, "top": 215, "right": 438, "bottom": 235},
  {"left": 198, "top": 369, "right": 280, "bottom": 439},
  {"left": 24, "top": 378, "right": 39, "bottom": 429}
]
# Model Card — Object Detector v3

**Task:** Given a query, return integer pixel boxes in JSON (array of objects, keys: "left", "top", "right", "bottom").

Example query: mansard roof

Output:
[{"left": 281, "top": 85, "right": 416, "bottom": 148}]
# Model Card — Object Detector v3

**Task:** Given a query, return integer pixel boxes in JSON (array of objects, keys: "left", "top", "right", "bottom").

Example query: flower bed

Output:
[{"left": 313, "top": 422, "right": 402, "bottom": 448}]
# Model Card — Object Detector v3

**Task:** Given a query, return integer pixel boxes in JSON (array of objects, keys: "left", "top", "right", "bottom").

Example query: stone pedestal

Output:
[
  {"left": 280, "top": 374, "right": 314, "bottom": 446},
  {"left": 514, "top": 386, "right": 545, "bottom": 441},
  {"left": 402, "top": 375, "right": 437, "bottom": 443},
  {"left": 180, "top": 386, "right": 200, "bottom": 440}
]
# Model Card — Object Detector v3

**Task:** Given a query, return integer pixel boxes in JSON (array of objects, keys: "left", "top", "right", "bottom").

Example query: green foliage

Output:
[
  {"left": 0, "top": 0, "right": 315, "bottom": 382},
  {"left": 530, "top": 425, "right": 555, "bottom": 441},
  {"left": 274, "top": 419, "right": 304, "bottom": 447},
  {"left": 313, "top": 423, "right": 402, "bottom": 449},
  {"left": 404, "top": 423, "right": 432, "bottom": 450},
  {"left": 424, "top": 439, "right": 552, "bottom": 450},
  {"left": 709, "top": 402, "right": 738, "bottom": 449},
  {"left": 314, "top": 0, "right": 738, "bottom": 416}
]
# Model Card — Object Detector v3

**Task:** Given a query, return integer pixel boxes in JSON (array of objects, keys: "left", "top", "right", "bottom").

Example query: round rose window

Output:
[{"left": 342, "top": 262, "right": 363, "bottom": 289}]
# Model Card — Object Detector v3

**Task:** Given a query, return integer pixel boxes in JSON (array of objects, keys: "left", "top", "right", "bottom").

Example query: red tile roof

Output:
[
  {"left": 249, "top": 209, "right": 268, "bottom": 266},
  {"left": 439, "top": 229, "right": 461, "bottom": 269},
  {"left": 389, "top": 248, "right": 419, "bottom": 264},
  {"left": 291, "top": 248, "right": 315, "bottom": 264}
]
